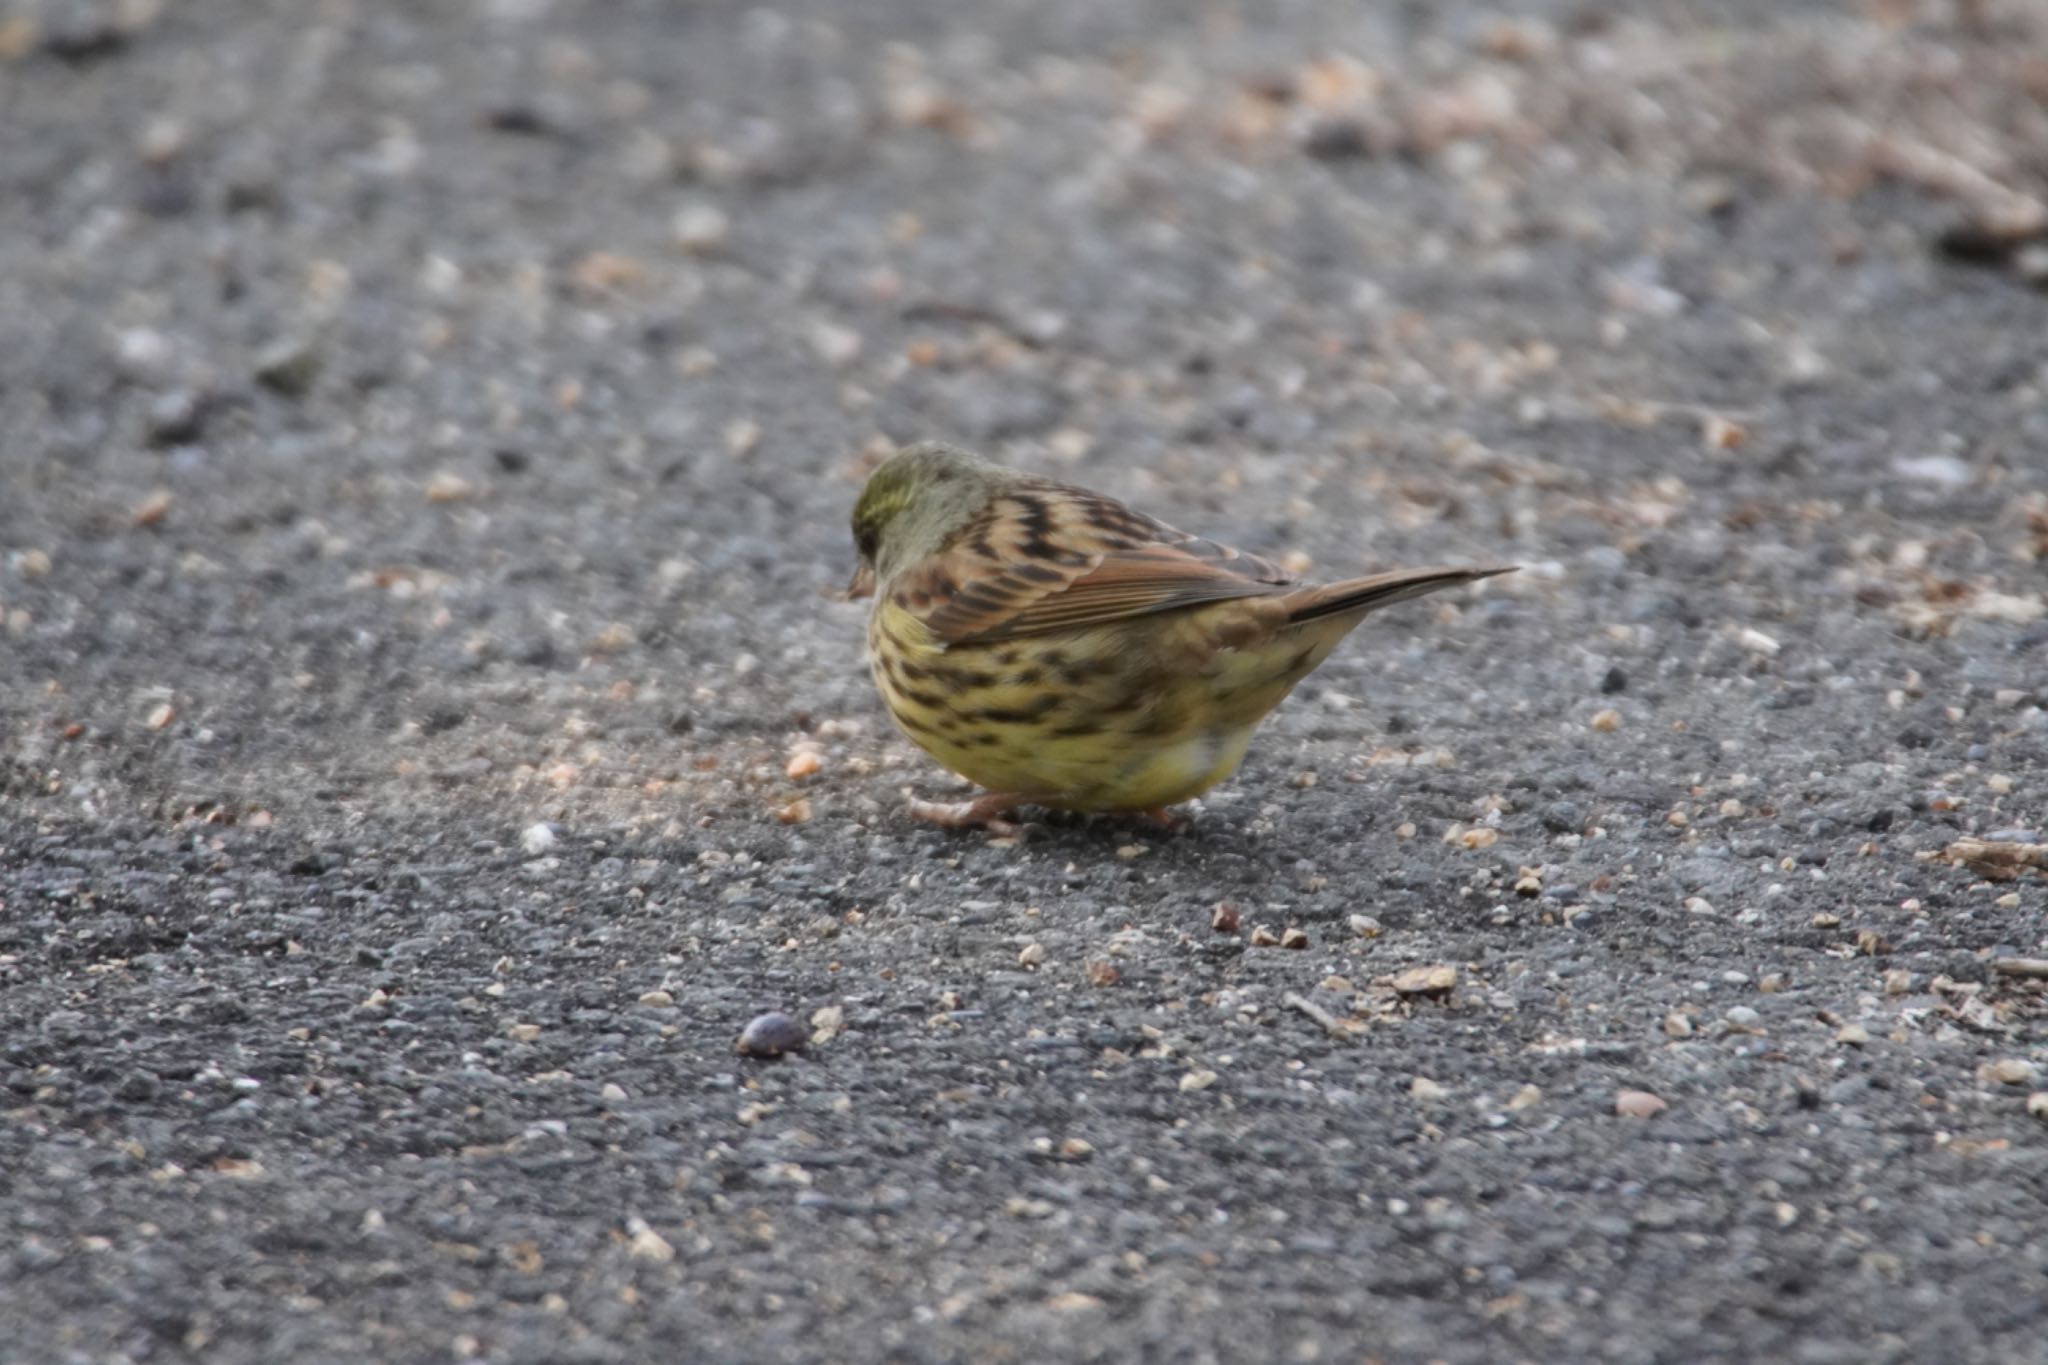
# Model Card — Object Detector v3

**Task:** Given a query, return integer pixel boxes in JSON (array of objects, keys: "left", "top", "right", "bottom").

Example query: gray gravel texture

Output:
[{"left": 4, "top": 0, "right": 2048, "bottom": 1362}]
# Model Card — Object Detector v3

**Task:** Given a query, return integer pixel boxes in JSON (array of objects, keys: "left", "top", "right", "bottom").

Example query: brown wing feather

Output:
[{"left": 890, "top": 479, "right": 1297, "bottom": 646}]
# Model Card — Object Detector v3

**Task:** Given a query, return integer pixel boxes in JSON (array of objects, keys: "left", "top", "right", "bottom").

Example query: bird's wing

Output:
[{"left": 890, "top": 479, "right": 1298, "bottom": 645}]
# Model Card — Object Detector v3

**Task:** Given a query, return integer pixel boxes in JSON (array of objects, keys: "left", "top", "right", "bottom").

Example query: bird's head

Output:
[{"left": 845, "top": 441, "right": 999, "bottom": 598}]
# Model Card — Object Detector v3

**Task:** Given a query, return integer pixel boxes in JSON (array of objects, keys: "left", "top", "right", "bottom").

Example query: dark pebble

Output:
[{"left": 736, "top": 1012, "right": 807, "bottom": 1057}]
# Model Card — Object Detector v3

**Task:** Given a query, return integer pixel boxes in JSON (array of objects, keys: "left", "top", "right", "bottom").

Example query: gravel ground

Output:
[{"left": 4, "top": 1, "right": 2048, "bottom": 1361}]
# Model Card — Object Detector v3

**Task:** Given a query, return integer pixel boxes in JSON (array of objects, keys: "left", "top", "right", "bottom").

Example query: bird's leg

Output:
[
  {"left": 905, "top": 792, "right": 1030, "bottom": 836},
  {"left": 1136, "top": 806, "right": 1187, "bottom": 832}
]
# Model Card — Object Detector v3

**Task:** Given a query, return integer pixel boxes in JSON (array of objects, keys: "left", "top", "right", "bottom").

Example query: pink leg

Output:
[
  {"left": 1137, "top": 806, "right": 1186, "bottom": 832},
  {"left": 905, "top": 792, "right": 1031, "bottom": 836}
]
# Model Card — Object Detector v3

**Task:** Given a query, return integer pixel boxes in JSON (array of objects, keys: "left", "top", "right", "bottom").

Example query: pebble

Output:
[
  {"left": 1017, "top": 942, "right": 1045, "bottom": 968},
  {"left": 1737, "top": 627, "right": 1781, "bottom": 657},
  {"left": 1211, "top": 903, "right": 1241, "bottom": 934},
  {"left": 1614, "top": 1089, "right": 1668, "bottom": 1119},
  {"left": 737, "top": 1012, "right": 807, "bottom": 1057},
  {"left": 1348, "top": 914, "right": 1382, "bottom": 938},
  {"left": 808, "top": 319, "right": 863, "bottom": 367},
  {"left": 1391, "top": 965, "right": 1457, "bottom": 997},
  {"left": 626, "top": 1219, "right": 675, "bottom": 1263},
  {"left": 146, "top": 389, "right": 205, "bottom": 446},
  {"left": 521, "top": 822, "right": 559, "bottom": 854},
  {"left": 412, "top": 466, "right": 470, "bottom": 504},
  {"left": 809, "top": 1005, "right": 845, "bottom": 1043},
  {"left": 1984, "top": 1058, "right": 2036, "bottom": 1086},
  {"left": 672, "top": 203, "right": 730, "bottom": 252},
  {"left": 254, "top": 336, "right": 321, "bottom": 396},
  {"left": 1724, "top": 1005, "right": 1761, "bottom": 1028},
  {"left": 1836, "top": 1023, "right": 1870, "bottom": 1046},
  {"left": 1591, "top": 708, "right": 1623, "bottom": 732}
]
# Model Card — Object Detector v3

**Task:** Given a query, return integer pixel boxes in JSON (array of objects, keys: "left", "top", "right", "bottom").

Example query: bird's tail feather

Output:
[{"left": 1283, "top": 565, "right": 1516, "bottom": 624}]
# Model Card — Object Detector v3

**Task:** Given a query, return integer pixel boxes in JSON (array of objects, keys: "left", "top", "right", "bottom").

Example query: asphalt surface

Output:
[{"left": 4, "top": 1, "right": 2047, "bottom": 1361}]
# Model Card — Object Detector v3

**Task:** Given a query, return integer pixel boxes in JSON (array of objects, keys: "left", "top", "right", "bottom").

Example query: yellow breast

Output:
[{"left": 866, "top": 598, "right": 1350, "bottom": 811}]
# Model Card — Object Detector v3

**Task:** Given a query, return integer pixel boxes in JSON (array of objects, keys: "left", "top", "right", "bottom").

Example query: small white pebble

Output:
[
  {"left": 1986, "top": 1058, "right": 2036, "bottom": 1086},
  {"left": 672, "top": 203, "right": 730, "bottom": 252}
]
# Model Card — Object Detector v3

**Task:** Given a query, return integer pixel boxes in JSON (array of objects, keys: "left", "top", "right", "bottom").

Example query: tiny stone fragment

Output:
[
  {"left": 625, "top": 1219, "right": 675, "bottom": 1263},
  {"left": 1590, "top": 708, "right": 1622, "bottom": 732},
  {"left": 1249, "top": 925, "right": 1281, "bottom": 948},
  {"left": 809, "top": 1005, "right": 845, "bottom": 1043},
  {"left": 132, "top": 488, "right": 174, "bottom": 527},
  {"left": 1084, "top": 959, "right": 1121, "bottom": 986},
  {"left": 1614, "top": 1089, "right": 1667, "bottom": 1119},
  {"left": 254, "top": 336, "right": 321, "bottom": 396},
  {"left": 1737, "top": 627, "right": 1780, "bottom": 657},
  {"left": 1017, "top": 941, "right": 1045, "bottom": 968},
  {"left": 1984, "top": 1058, "right": 2036, "bottom": 1086},
  {"left": 672, "top": 203, "right": 730, "bottom": 252},
  {"left": 424, "top": 470, "right": 472, "bottom": 503},
  {"left": 1211, "top": 903, "right": 1241, "bottom": 934},
  {"left": 1391, "top": 965, "right": 1457, "bottom": 998},
  {"left": 1279, "top": 927, "right": 1310, "bottom": 950}
]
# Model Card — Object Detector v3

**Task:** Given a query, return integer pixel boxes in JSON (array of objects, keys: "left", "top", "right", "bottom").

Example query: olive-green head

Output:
[{"left": 846, "top": 441, "right": 1002, "bottom": 596}]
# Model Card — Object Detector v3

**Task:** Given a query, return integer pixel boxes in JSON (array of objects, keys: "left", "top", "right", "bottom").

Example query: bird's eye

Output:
[{"left": 854, "top": 523, "right": 880, "bottom": 561}]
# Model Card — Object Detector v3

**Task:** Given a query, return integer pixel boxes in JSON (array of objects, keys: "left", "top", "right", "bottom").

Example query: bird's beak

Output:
[{"left": 841, "top": 562, "right": 876, "bottom": 601}]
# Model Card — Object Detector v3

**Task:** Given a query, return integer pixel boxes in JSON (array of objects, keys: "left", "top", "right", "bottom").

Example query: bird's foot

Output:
[
  {"left": 1136, "top": 806, "right": 1187, "bottom": 833},
  {"left": 905, "top": 792, "right": 1030, "bottom": 836}
]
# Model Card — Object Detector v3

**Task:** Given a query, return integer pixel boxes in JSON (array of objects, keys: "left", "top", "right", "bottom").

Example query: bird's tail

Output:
[{"left": 1282, "top": 564, "right": 1516, "bottom": 625}]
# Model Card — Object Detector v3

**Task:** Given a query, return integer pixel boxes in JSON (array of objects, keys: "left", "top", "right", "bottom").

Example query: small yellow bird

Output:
[{"left": 845, "top": 442, "right": 1512, "bottom": 832}]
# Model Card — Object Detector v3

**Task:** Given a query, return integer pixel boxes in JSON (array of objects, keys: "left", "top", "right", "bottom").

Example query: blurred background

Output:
[
  {"left": 3, "top": 7, "right": 2047, "bottom": 1364},
  {"left": 2, "top": 0, "right": 2044, "bottom": 819}
]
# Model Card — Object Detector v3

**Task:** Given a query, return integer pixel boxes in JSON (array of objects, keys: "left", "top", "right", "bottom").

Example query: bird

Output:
[{"left": 844, "top": 441, "right": 1512, "bottom": 833}]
